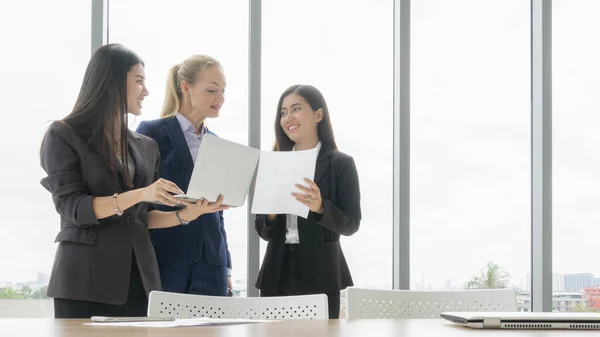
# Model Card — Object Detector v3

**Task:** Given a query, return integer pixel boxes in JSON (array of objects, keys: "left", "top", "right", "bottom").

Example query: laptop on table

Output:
[{"left": 441, "top": 311, "right": 600, "bottom": 330}]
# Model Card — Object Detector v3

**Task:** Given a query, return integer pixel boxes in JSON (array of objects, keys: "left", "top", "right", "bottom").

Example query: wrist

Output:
[
  {"left": 112, "top": 193, "right": 124, "bottom": 216},
  {"left": 176, "top": 209, "right": 191, "bottom": 225},
  {"left": 180, "top": 207, "right": 199, "bottom": 220},
  {"left": 316, "top": 202, "right": 325, "bottom": 214},
  {"left": 133, "top": 188, "right": 145, "bottom": 204}
]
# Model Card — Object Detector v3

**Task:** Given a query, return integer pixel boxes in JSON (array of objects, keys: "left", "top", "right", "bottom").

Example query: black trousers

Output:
[
  {"left": 260, "top": 244, "right": 340, "bottom": 319},
  {"left": 53, "top": 250, "right": 148, "bottom": 319}
]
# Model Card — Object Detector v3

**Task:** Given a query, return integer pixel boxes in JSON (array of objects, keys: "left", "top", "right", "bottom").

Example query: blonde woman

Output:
[{"left": 136, "top": 55, "right": 232, "bottom": 296}]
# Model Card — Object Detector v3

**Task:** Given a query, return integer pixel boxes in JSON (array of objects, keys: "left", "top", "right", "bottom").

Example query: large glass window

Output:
[
  {"left": 109, "top": 0, "right": 250, "bottom": 295},
  {"left": 410, "top": 0, "right": 530, "bottom": 311},
  {"left": 553, "top": 0, "right": 600, "bottom": 312},
  {"left": 0, "top": 0, "right": 91, "bottom": 317},
  {"left": 260, "top": 0, "right": 394, "bottom": 316}
]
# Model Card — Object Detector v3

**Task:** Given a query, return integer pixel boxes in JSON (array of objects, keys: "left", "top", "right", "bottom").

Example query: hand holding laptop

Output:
[
  {"left": 172, "top": 134, "right": 261, "bottom": 208},
  {"left": 176, "top": 194, "right": 229, "bottom": 221},
  {"left": 140, "top": 178, "right": 185, "bottom": 206}
]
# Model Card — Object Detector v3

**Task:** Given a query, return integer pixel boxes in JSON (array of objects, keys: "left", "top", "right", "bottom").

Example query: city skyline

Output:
[{"left": 5, "top": 269, "right": 600, "bottom": 294}]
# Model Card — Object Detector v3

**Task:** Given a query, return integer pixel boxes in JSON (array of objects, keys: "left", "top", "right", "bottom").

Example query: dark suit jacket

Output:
[
  {"left": 255, "top": 146, "right": 361, "bottom": 294},
  {"left": 136, "top": 117, "right": 231, "bottom": 269},
  {"left": 39, "top": 121, "right": 162, "bottom": 305}
]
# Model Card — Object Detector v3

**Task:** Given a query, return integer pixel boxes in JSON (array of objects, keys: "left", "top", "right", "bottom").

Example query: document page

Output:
[
  {"left": 251, "top": 147, "right": 319, "bottom": 218},
  {"left": 85, "top": 317, "right": 274, "bottom": 328}
]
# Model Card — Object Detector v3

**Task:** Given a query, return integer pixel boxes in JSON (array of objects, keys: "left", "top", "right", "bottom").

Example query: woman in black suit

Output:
[
  {"left": 255, "top": 84, "right": 362, "bottom": 319},
  {"left": 39, "top": 44, "right": 223, "bottom": 318}
]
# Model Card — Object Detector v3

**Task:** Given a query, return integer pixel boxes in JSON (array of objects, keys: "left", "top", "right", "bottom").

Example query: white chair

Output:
[
  {"left": 147, "top": 291, "right": 329, "bottom": 320},
  {"left": 345, "top": 287, "right": 517, "bottom": 320}
]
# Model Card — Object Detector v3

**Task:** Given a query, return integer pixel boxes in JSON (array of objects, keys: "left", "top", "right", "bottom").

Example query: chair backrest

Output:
[
  {"left": 346, "top": 287, "right": 517, "bottom": 320},
  {"left": 147, "top": 291, "right": 329, "bottom": 320}
]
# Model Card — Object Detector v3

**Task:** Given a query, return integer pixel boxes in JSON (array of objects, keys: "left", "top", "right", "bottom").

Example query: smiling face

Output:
[
  {"left": 182, "top": 65, "right": 226, "bottom": 119},
  {"left": 126, "top": 63, "right": 149, "bottom": 115},
  {"left": 279, "top": 93, "right": 323, "bottom": 146}
]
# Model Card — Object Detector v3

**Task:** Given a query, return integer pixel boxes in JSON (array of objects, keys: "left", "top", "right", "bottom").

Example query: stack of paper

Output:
[{"left": 85, "top": 317, "right": 275, "bottom": 328}]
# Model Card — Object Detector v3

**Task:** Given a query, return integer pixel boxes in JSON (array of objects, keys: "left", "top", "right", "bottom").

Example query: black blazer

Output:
[
  {"left": 255, "top": 146, "right": 361, "bottom": 294},
  {"left": 39, "top": 121, "right": 162, "bottom": 305}
]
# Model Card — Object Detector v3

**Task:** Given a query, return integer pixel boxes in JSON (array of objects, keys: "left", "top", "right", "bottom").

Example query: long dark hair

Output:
[
  {"left": 273, "top": 84, "right": 338, "bottom": 152},
  {"left": 54, "top": 43, "right": 143, "bottom": 188}
]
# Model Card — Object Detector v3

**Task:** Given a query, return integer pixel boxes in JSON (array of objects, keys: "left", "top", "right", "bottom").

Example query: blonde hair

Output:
[{"left": 161, "top": 55, "right": 221, "bottom": 118}]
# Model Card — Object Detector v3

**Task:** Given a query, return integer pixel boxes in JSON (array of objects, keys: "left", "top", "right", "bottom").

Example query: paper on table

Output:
[
  {"left": 251, "top": 147, "right": 319, "bottom": 218},
  {"left": 84, "top": 317, "right": 275, "bottom": 328}
]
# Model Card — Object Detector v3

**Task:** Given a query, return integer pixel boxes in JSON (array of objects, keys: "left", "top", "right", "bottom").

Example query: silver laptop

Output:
[
  {"left": 441, "top": 311, "right": 600, "bottom": 330},
  {"left": 173, "top": 134, "right": 260, "bottom": 207}
]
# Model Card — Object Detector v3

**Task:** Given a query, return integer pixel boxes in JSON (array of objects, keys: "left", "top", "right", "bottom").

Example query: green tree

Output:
[
  {"left": 0, "top": 287, "right": 24, "bottom": 299},
  {"left": 465, "top": 261, "right": 512, "bottom": 289},
  {"left": 571, "top": 302, "right": 596, "bottom": 313},
  {"left": 30, "top": 286, "right": 48, "bottom": 299},
  {"left": 20, "top": 285, "right": 32, "bottom": 298}
]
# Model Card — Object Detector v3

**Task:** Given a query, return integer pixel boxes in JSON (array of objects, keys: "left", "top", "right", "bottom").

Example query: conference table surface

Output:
[{"left": 1, "top": 318, "right": 599, "bottom": 336}]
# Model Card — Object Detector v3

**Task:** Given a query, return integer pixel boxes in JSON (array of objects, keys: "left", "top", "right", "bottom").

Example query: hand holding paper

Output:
[
  {"left": 251, "top": 147, "right": 319, "bottom": 218},
  {"left": 291, "top": 178, "right": 324, "bottom": 214}
]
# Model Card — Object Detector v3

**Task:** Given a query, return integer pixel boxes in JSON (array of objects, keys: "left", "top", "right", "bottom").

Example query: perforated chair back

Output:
[
  {"left": 148, "top": 291, "right": 329, "bottom": 320},
  {"left": 346, "top": 287, "right": 517, "bottom": 320}
]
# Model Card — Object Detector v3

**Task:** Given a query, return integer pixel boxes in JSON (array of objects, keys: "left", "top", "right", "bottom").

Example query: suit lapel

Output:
[
  {"left": 80, "top": 136, "right": 121, "bottom": 191},
  {"left": 314, "top": 146, "right": 333, "bottom": 184},
  {"left": 128, "top": 132, "right": 147, "bottom": 188},
  {"left": 163, "top": 117, "right": 194, "bottom": 178},
  {"left": 78, "top": 128, "right": 146, "bottom": 191}
]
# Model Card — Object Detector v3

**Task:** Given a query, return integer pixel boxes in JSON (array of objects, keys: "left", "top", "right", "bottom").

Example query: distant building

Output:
[
  {"left": 553, "top": 273, "right": 565, "bottom": 292},
  {"left": 553, "top": 292, "right": 588, "bottom": 312},
  {"left": 231, "top": 277, "right": 247, "bottom": 297},
  {"left": 564, "top": 273, "right": 594, "bottom": 292},
  {"left": 37, "top": 273, "right": 49, "bottom": 287},
  {"left": 527, "top": 273, "right": 567, "bottom": 293},
  {"left": 584, "top": 288, "right": 600, "bottom": 310},
  {"left": 517, "top": 292, "right": 588, "bottom": 312}
]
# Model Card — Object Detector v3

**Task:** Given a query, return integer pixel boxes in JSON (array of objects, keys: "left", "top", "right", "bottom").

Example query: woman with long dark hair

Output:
[
  {"left": 255, "top": 84, "right": 362, "bottom": 319},
  {"left": 39, "top": 44, "right": 223, "bottom": 318}
]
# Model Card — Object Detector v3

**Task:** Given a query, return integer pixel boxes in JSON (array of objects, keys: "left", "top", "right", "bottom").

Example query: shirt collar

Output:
[
  {"left": 175, "top": 112, "right": 207, "bottom": 136},
  {"left": 292, "top": 141, "right": 321, "bottom": 152}
]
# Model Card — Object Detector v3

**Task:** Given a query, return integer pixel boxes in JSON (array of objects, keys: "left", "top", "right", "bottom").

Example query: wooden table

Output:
[{"left": 1, "top": 318, "right": 599, "bottom": 336}]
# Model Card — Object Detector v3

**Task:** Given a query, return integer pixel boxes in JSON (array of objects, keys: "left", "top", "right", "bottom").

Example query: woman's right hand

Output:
[
  {"left": 140, "top": 178, "right": 185, "bottom": 206},
  {"left": 179, "top": 194, "right": 229, "bottom": 220}
]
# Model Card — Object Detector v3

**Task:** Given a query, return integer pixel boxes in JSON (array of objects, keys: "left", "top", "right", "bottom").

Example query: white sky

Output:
[{"left": 0, "top": 0, "right": 599, "bottom": 294}]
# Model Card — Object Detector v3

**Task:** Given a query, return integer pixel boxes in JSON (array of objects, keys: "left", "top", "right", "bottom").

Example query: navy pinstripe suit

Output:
[{"left": 137, "top": 116, "right": 231, "bottom": 296}]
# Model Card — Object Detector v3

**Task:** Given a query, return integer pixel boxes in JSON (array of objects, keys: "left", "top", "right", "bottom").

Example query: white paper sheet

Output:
[
  {"left": 251, "top": 147, "right": 320, "bottom": 218},
  {"left": 84, "top": 317, "right": 275, "bottom": 328}
]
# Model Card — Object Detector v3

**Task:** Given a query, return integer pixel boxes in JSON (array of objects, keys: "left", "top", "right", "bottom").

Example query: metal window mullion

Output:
[
  {"left": 91, "top": 0, "right": 108, "bottom": 52},
  {"left": 531, "top": 0, "right": 552, "bottom": 313},
  {"left": 393, "top": 0, "right": 410, "bottom": 290},
  {"left": 246, "top": 0, "right": 262, "bottom": 297}
]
